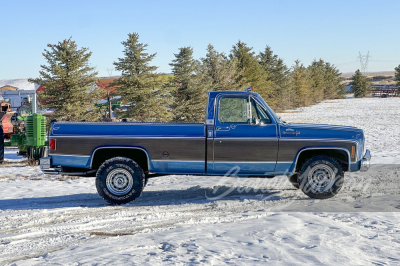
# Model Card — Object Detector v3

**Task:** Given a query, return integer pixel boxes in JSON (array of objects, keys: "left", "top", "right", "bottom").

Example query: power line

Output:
[
  {"left": 336, "top": 61, "right": 358, "bottom": 66},
  {"left": 107, "top": 68, "right": 114, "bottom": 77},
  {"left": 357, "top": 52, "right": 371, "bottom": 73}
]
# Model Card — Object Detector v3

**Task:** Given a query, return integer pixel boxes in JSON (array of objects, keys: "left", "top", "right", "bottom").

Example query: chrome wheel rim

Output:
[
  {"left": 106, "top": 168, "right": 133, "bottom": 195},
  {"left": 307, "top": 164, "right": 335, "bottom": 191}
]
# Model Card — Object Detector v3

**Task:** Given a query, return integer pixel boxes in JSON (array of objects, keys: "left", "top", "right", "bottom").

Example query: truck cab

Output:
[{"left": 205, "top": 90, "right": 280, "bottom": 175}]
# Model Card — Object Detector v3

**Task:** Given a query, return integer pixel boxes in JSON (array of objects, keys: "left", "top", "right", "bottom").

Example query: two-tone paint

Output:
[{"left": 46, "top": 90, "right": 369, "bottom": 177}]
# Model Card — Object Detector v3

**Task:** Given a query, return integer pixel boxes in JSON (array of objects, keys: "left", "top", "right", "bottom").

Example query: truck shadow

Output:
[{"left": 0, "top": 185, "right": 287, "bottom": 211}]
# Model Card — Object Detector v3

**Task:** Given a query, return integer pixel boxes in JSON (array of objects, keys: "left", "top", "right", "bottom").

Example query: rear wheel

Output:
[
  {"left": 96, "top": 157, "right": 145, "bottom": 205},
  {"left": 298, "top": 156, "right": 344, "bottom": 199}
]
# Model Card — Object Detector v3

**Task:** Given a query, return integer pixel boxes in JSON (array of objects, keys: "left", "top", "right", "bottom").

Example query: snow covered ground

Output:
[{"left": 0, "top": 97, "right": 400, "bottom": 265}]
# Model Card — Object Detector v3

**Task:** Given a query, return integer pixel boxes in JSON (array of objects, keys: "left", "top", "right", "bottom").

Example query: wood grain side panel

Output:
[
  {"left": 214, "top": 139, "right": 278, "bottom": 162},
  {"left": 51, "top": 138, "right": 205, "bottom": 161}
]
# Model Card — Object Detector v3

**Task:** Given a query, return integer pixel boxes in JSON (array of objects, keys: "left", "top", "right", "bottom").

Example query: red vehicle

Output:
[{"left": 0, "top": 94, "right": 15, "bottom": 138}]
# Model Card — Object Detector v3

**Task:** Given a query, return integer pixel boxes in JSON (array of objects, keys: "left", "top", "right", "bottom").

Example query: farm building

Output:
[{"left": 0, "top": 79, "right": 38, "bottom": 111}]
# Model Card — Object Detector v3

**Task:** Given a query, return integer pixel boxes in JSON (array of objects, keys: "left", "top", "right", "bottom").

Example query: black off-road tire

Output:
[
  {"left": 27, "top": 146, "right": 37, "bottom": 166},
  {"left": 95, "top": 157, "right": 145, "bottom": 205},
  {"left": 288, "top": 174, "right": 300, "bottom": 189},
  {"left": 298, "top": 156, "right": 344, "bottom": 199}
]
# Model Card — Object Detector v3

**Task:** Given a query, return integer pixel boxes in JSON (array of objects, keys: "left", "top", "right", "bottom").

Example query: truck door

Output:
[{"left": 211, "top": 95, "right": 278, "bottom": 175}]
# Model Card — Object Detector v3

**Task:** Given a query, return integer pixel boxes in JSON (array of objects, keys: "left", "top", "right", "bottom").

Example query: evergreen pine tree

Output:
[
  {"left": 290, "top": 60, "right": 312, "bottom": 107},
  {"left": 230, "top": 41, "right": 274, "bottom": 105},
  {"left": 201, "top": 44, "right": 241, "bottom": 91},
  {"left": 323, "top": 62, "right": 346, "bottom": 99},
  {"left": 351, "top": 69, "right": 371, "bottom": 98},
  {"left": 308, "top": 59, "right": 326, "bottom": 103},
  {"left": 170, "top": 47, "right": 208, "bottom": 122},
  {"left": 259, "top": 45, "right": 293, "bottom": 110},
  {"left": 29, "top": 38, "right": 102, "bottom": 121},
  {"left": 395, "top": 64, "right": 400, "bottom": 92},
  {"left": 111, "top": 33, "right": 171, "bottom": 122}
]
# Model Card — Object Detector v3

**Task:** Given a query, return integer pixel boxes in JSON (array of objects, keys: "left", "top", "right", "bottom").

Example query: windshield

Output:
[{"left": 254, "top": 94, "right": 282, "bottom": 123}]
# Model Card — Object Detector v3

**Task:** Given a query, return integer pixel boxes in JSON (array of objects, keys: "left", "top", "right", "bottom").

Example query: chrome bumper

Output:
[{"left": 360, "top": 149, "right": 371, "bottom": 172}]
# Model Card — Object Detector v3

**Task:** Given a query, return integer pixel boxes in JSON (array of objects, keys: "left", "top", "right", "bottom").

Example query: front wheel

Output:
[
  {"left": 95, "top": 157, "right": 145, "bottom": 205},
  {"left": 298, "top": 156, "right": 344, "bottom": 199}
]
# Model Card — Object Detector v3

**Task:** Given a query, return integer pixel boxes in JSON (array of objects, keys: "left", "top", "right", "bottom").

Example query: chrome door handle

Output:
[{"left": 216, "top": 127, "right": 230, "bottom": 131}]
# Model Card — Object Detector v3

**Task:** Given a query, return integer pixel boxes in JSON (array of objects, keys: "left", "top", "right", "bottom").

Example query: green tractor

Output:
[{"left": 5, "top": 113, "right": 48, "bottom": 166}]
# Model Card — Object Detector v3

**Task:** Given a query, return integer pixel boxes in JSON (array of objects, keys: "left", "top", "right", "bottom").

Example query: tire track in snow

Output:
[{"left": 0, "top": 199, "right": 285, "bottom": 264}]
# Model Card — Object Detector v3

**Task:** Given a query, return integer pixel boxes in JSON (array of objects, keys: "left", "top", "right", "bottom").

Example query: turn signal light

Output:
[
  {"left": 351, "top": 146, "right": 355, "bottom": 158},
  {"left": 50, "top": 139, "right": 56, "bottom": 150}
]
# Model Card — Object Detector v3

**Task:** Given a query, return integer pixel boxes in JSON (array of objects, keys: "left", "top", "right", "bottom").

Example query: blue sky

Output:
[{"left": 1, "top": 0, "right": 399, "bottom": 79}]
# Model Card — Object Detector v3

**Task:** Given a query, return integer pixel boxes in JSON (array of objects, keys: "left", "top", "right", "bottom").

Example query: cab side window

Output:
[{"left": 218, "top": 97, "right": 248, "bottom": 123}]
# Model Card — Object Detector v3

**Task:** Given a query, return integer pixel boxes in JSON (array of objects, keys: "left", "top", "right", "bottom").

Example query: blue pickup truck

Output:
[{"left": 40, "top": 88, "right": 371, "bottom": 204}]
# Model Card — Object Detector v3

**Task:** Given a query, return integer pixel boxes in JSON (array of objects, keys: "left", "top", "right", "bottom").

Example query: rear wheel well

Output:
[
  {"left": 295, "top": 149, "right": 349, "bottom": 173},
  {"left": 91, "top": 148, "right": 149, "bottom": 173}
]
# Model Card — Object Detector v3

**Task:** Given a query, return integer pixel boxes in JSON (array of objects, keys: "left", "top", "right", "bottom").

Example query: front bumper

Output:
[{"left": 360, "top": 149, "right": 371, "bottom": 172}]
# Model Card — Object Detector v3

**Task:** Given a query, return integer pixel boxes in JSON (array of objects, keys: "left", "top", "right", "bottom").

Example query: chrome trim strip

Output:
[
  {"left": 279, "top": 138, "right": 358, "bottom": 143},
  {"left": 50, "top": 154, "right": 90, "bottom": 158},
  {"left": 293, "top": 147, "right": 351, "bottom": 172},
  {"left": 216, "top": 137, "right": 278, "bottom": 141},
  {"left": 152, "top": 160, "right": 280, "bottom": 164},
  {"left": 53, "top": 122, "right": 205, "bottom": 126},
  {"left": 152, "top": 160, "right": 204, "bottom": 163},
  {"left": 50, "top": 136, "right": 205, "bottom": 139},
  {"left": 213, "top": 161, "right": 277, "bottom": 164},
  {"left": 89, "top": 146, "right": 151, "bottom": 170},
  {"left": 152, "top": 160, "right": 293, "bottom": 164}
]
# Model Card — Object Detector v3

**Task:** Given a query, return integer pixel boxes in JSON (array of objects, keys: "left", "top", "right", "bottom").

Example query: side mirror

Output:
[{"left": 254, "top": 119, "right": 266, "bottom": 126}]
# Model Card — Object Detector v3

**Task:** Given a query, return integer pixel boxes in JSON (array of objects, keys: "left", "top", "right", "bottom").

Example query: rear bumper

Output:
[
  {"left": 40, "top": 156, "right": 95, "bottom": 176},
  {"left": 40, "top": 157, "right": 61, "bottom": 174},
  {"left": 360, "top": 149, "right": 371, "bottom": 172}
]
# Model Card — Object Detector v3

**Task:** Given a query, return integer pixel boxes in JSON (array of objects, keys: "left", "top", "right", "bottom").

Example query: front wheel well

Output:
[
  {"left": 295, "top": 149, "right": 349, "bottom": 173},
  {"left": 91, "top": 148, "right": 149, "bottom": 172}
]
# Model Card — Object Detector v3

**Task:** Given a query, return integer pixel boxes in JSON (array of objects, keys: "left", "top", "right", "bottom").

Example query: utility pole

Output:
[
  {"left": 107, "top": 68, "right": 113, "bottom": 77},
  {"left": 357, "top": 52, "right": 371, "bottom": 74}
]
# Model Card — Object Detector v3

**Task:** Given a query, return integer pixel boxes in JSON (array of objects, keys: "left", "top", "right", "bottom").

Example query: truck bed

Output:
[{"left": 50, "top": 122, "right": 206, "bottom": 173}]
